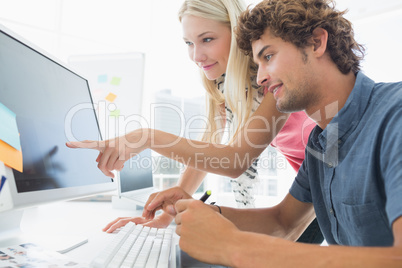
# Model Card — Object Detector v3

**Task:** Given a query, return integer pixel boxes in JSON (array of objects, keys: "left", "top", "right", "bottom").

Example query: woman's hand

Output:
[
  {"left": 142, "top": 187, "right": 194, "bottom": 220},
  {"left": 66, "top": 128, "right": 150, "bottom": 177},
  {"left": 102, "top": 212, "right": 175, "bottom": 233}
]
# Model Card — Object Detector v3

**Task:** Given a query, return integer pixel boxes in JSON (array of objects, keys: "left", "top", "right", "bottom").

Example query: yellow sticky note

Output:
[
  {"left": 110, "top": 77, "right": 121, "bottom": 86},
  {"left": 105, "top": 93, "right": 117, "bottom": 102},
  {"left": 0, "top": 139, "right": 23, "bottom": 172}
]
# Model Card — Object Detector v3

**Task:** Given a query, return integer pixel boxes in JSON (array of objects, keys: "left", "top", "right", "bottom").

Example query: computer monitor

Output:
[{"left": 0, "top": 24, "right": 116, "bottom": 249}]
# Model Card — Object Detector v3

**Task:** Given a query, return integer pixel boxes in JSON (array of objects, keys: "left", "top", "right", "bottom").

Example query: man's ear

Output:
[{"left": 311, "top": 28, "right": 328, "bottom": 57}]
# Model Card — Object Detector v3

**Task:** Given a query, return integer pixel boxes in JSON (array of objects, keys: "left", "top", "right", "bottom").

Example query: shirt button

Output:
[{"left": 327, "top": 162, "right": 333, "bottom": 168}]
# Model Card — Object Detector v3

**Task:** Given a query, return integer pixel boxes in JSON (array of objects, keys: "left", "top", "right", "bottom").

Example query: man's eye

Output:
[{"left": 265, "top": 54, "right": 272, "bottom": 61}]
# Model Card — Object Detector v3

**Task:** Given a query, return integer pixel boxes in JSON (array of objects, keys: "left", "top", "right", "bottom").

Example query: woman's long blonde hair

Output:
[{"left": 178, "top": 0, "right": 257, "bottom": 144}]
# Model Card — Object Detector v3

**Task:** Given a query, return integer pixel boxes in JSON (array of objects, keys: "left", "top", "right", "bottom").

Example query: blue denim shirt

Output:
[{"left": 290, "top": 72, "right": 402, "bottom": 246}]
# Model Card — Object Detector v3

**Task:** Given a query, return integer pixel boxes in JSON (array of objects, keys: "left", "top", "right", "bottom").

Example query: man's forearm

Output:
[{"left": 226, "top": 231, "right": 402, "bottom": 268}]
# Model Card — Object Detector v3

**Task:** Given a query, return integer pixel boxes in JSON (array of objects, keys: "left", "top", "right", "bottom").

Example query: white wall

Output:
[
  {"left": 1, "top": 0, "right": 401, "bottom": 100},
  {"left": 0, "top": 0, "right": 204, "bottom": 107},
  {"left": 335, "top": 0, "right": 402, "bottom": 82}
]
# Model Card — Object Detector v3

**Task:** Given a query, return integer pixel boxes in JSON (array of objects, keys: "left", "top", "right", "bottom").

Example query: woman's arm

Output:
[
  {"left": 177, "top": 166, "right": 208, "bottom": 195},
  {"left": 67, "top": 93, "right": 288, "bottom": 178}
]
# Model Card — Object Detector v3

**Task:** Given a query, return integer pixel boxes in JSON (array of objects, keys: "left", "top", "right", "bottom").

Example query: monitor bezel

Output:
[{"left": 0, "top": 23, "right": 117, "bottom": 211}]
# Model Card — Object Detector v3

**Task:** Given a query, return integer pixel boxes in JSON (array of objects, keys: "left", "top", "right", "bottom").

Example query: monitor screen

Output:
[
  {"left": 0, "top": 24, "right": 114, "bottom": 209},
  {"left": 119, "top": 149, "right": 153, "bottom": 194}
]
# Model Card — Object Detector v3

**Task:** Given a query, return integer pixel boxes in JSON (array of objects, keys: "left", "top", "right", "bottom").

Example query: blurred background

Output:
[{"left": 1, "top": 0, "right": 401, "bottom": 206}]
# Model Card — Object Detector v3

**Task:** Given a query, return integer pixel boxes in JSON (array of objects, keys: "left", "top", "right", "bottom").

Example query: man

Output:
[{"left": 143, "top": 0, "right": 402, "bottom": 266}]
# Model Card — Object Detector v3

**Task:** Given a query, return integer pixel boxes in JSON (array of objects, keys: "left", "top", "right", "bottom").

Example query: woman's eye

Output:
[
  {"left": 185, "top": 41, "right": 193, "bottom": 46},
  {"left": 265, "top": 54, "right": 272, "bottom": 61},
  {"left": 203, "top": 38, "right": 213, "bottom": 43}
]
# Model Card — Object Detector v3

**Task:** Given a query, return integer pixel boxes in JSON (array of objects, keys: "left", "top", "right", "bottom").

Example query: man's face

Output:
[{"left": 252, "top": 29, "right": 320, "bottom": 113}]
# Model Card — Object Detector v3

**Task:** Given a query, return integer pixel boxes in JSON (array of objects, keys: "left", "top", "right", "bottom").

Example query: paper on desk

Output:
[
  {"left": 0, "top": 243, "right": 87, "bottom": 268},
  {"left": 0, "top": 102, "right": 23, "bottom": 172}
]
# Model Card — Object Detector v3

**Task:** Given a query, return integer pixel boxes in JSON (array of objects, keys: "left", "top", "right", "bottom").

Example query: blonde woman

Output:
[{"left": 68, "top": 0, "right": 322, "bottom": 243}]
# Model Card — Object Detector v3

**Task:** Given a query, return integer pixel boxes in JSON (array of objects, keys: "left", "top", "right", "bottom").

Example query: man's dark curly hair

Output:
[{"left": 235, "top": 0, "right": 365, "bottom": 74}]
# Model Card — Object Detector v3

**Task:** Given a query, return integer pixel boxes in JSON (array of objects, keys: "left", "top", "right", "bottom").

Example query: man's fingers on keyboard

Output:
[
  {"left": 143, "top": 204, "right": 158, "bottom": 219},
  {"left": 102, "top": 217, "right": 121, "bottom": 232},
  {"left": 145, "top": 208, "right": 157, "bottom": 220},
  {"left": 103, "top": 217, "right": 130, "bottom": 233},
  {"left": 143, "top": 192, "right": 158, "bottom": 212},
  {"left": 106, "top": 222, "right": 127, "bottom": 233},
  {"left": 142, "top": 220, "right": 162, "bottom": 228}
]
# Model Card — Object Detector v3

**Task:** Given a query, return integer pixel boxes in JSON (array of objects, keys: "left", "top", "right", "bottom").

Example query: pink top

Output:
[{"left": 270, "top": 111, "right": 316, "bottom": 172}]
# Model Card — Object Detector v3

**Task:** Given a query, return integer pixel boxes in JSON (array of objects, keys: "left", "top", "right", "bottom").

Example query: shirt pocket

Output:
[{"left": 336, "top": 202, "right": 392, "bottom": 246}]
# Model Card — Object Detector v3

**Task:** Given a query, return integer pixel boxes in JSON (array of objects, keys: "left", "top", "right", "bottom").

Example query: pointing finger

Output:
[{"left": 66, "top": 140, "right": 103, "bottom": 151}]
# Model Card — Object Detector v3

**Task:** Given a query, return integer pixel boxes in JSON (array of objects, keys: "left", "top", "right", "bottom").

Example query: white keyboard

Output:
[{"left": 90, "top": 222, "right": 173, "bottom": 268}]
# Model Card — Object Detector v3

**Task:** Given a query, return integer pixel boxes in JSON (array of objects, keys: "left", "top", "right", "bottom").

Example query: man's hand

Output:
[
  {"left": 175, "top": 199, "right": 238, "bottom": 266},
  {"left": 102, "top": 212, "right": 175, "bottom": 233},
  {"left": 142, "top": 186, "right": 193, "bottom": 220}
]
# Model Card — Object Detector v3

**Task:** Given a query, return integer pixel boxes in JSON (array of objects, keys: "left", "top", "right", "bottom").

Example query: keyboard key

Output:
[{"left": 90, "top": 223, "right": 173, "bottom": 268}]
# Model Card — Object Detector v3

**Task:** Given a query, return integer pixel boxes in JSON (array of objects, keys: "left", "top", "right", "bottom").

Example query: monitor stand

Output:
[
  {"left": 0, "top": 209, "right": 25, "bottom": 247},
  {"left": 112, "top": 195, "right": 144, "bottom": 210},
  {"left": 0, "top": 209, "right": 87, "bottom": 253}
]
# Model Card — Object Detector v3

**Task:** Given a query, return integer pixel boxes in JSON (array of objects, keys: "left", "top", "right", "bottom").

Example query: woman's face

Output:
[{"left": 182, "top": 15, "right": 232, "bottom": 80}]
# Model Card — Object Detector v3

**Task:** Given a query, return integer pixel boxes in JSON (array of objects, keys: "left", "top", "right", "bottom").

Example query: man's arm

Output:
[
  {"left": 175, "top": 197, "right": 402, "bottom": 267},
  {"left": 174, "top": 193, "right": 315, "bottom": 264},
  {"left": 227, "top": 216, "right": 402, "bottom": 268},
  {"left": 215, "top": 193, "right": 315, "bottom": 241}
]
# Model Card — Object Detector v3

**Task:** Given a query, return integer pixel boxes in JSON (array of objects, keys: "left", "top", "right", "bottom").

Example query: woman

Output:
[{"left": 67, "top": 0, "right": 322, "bottom": 243}]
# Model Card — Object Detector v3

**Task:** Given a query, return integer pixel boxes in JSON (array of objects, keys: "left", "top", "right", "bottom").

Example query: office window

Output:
[
  {"left": 1, "top": 0, "right": 401, "bottom": 205},
  {"left": 152, "top": 89, "right": 206, "bottom": 193}
]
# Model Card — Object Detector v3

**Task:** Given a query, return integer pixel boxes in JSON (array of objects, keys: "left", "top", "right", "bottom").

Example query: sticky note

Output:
[
  {"left": 109, "top": 109, "right": 120, "bottom": 117},
  {"left": 105, "top": 93, "right": 117, "bottom": 102},
  {"left": 98, "top": 74, "right": 107, "bottom": 83},
  {"left": 110, "top": 77, "right": 121, "bottom": 86},
  {"left": 0, "top": 102, "right": 21, "bottom": 150},
  {"left": 0, "top": 139, "right": 23, "bottom": 172}
]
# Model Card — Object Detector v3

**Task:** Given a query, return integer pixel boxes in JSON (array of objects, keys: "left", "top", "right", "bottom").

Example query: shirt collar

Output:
[
  {"left": 317, "top": 72, "right": 375, "bottom": 150},
  {"left": 215, "top": 73, "right": 226, "bottom": 93}
]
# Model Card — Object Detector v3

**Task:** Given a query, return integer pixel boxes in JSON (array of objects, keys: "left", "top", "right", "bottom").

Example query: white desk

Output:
[{"left": 19, "top": 199, "right": 178, "bottom": 266}]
